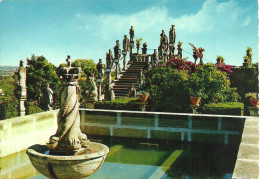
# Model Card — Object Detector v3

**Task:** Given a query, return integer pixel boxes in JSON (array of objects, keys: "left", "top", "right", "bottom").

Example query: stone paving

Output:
[{"left": 232, "top": 117, "right": 259, "bottom": 179}]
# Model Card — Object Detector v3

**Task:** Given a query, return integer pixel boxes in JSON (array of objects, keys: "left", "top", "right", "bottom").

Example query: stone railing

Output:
[
  {"left": 0, "top": 110, "right": 58, "bottom": 158},
  {"left": 80, "top": 108, "right": 246, "bottom": 144}
]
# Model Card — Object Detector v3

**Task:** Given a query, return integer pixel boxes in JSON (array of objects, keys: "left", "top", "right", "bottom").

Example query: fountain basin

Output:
[{"left": 26, "top": 142, "right": 109, "bottom": 179}]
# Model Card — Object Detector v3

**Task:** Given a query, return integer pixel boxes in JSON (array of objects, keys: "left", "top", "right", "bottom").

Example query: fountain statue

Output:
[{"left": 26, "top": 56, "right": 109, "bottom": 179}]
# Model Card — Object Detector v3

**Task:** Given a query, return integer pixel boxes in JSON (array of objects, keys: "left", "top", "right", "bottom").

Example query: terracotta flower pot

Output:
[
  {"left": 138, "top": 94, "right": 149, "bottom": 102},
  {"left": 190, "top": 96, "right": 201, "bottom": 105},
  {"left": 249, "top": 98, "right": 259, "bottom": 107}
]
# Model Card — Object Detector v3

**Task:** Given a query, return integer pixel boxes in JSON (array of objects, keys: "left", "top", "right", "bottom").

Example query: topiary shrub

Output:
[{"left": 202, "top": 102, "right": 244, "bottom": 116}]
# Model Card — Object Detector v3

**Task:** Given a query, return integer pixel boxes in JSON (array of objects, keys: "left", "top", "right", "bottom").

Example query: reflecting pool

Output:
[{"left": 0, "top": 137, "right": 239, "bottom": 179}]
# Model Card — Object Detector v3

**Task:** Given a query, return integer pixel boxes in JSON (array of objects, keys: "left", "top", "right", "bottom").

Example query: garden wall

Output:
[
  {"left": 0, "top": 110, "right": 58, "bottom": 158},
  {"left": 80, "top": 109, "right": 246, "bottom": 145}
]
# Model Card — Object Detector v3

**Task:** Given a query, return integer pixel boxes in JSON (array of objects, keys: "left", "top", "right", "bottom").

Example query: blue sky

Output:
[{"left": 0, "top": 0, "right": 258, "bottom": 66}]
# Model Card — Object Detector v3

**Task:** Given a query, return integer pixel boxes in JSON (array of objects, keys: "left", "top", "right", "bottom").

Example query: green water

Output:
[
  {"left": 0, "top": 137, "right": 239, "bottom": 179},
  {"left": 88, "top": 137, "right": 238, "bottom": 179}
]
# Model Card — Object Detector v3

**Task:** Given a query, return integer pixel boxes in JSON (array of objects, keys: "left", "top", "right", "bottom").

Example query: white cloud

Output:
[{"left": 72, "top": 0, "right": 254, "bottom": 65}]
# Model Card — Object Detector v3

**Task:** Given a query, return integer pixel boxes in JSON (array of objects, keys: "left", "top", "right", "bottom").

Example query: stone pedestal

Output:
[
  {"left": 248, "top": 106, "right": 259, "bottom": 116},
  {"left": 19, "top": 98, "right": 26, "bottom": 116},
  {"left": 140, "top": 102, "right": 148, "bottom": 111},
  {"left": 87, "top": 101, "right": 96, "bottom": 109},
  {"left": 191, "top": 104, "right": 200, "bottom": 114}
]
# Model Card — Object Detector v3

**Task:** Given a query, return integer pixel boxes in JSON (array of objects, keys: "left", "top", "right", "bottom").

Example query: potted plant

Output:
[
  {"left": 189, "top": 89, "right": 202, "bottom": 105},
  {"left": 245, "top": 93, "right": 259, "bottom": 107},
  {"left": 136, "top": 90, "right": 149, "bottom": 102}
]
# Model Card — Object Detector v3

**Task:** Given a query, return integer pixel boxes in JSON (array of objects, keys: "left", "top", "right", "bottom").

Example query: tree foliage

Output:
[
  {"left": 145, "top": 63, "right": 240, "bottom": 112},
  {"left": 26, "top": 55, "right": 60, "bottom": 108}
]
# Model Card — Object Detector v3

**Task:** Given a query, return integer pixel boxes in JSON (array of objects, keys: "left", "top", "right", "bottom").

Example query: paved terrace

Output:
[{"left": 232, "top": 116, "right": 259, "bottom": 179}]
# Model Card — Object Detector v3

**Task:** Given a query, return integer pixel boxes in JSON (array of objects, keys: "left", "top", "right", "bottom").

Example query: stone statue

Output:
[
  {"left": 138, "top": 69, "right": 145, "bottom": 89},
  {"left": 123, "top": 35, "right": 129, "bottom": 51},
  {"left": 152, "top": 49, "right": 158, "bottom": 67},
  {"left": 47, "top": 59, "right": 88, "bottom": 155},
  {"left": 18, "top": 60, "right": 27, "bottom": 116},
  {"left": 18, "top": 60, "right": 26, "bottom": 94},
  {"left": 114, "top": 40, "right": 121, "bottom": 59},
  {"left": 96, "top": 59, "right": 104, "bottom": 79},
  {"left": 142, "top": 43, "right": 147, "bottom": 54},
  {"left": 42, "top": 83, "right": 53, "bottom": 111},
  {"left": 88, "top": 72, "right": 98, "bottom": 102},
  {"left": 106, "top": 49, "right": 113, "bottom": 69},
  {"left": 129, "top": 26, "right": 135, "bottom": 42},
  {"left": 169, "top": 25, "right": 176, "bottom": 45},
  {"left": 129, "top": 83, "right": 136, "bottom": 98},
  {"left": 158, "top": 45, "right": 163, "bottom": 59},
  {"left": 160, "top": 30, "right": 166, "bottom": 44}
]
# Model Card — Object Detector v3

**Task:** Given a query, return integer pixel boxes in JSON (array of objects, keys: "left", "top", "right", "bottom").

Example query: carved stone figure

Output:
[
  {"left": 152, "top": 49, "right": 158, "bottom": 67},
  {"left": 160, "top": 30, "right": 165, "bottom": 43},
  {"left": 114, "top": 40, "right": 121, "bottom": 59},
  {"left": 169, "top": 25, "right": 176, "bottom": 45},
  {"left": 96, "top": 59, "right": 104, "bottom": 79},
  {"left": 88, "top": 73, "right": 98, "bottom": 102},
  {"left": 47, "top": 59, "right": 88, "bottom": 155},
  {"left": 18, "top": 60, "right": 27, "bottom": 116},
  {"left": 123, "top": 35, "right": 129, "bottom": 51},
  {"left": 138, "top": 69, "right": 145, "bottom": 89},
  {"left": 42, "top": 83, "right": 53, "bottom": 111},
  {"left": 18, "top": 60, "right": 26, "bottom": 95},
  {"left": 106, "top": 49, "right": 113, "bottom": 69},
  {"left": 129, "top": 26, "right": 135, "bottom": 42},
  {"left": 129, "top": 83, "right": 136, "bottom": 98},
  {"left": 142, "top": 43, "right": 147, "bottom": 54}
]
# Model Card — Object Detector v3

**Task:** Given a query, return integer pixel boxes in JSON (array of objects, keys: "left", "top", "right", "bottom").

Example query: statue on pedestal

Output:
[
  {"left": 114, "top": 40, "right": 121, "bottom": 60},
  {"left": 18, "top": 60, "right": 27, "bottom": 116},
  {"left": 142, "top": 43, "right": 147, "bottom": 54},
  {"left": 152, "top": 49, "right": 158, "bottom": 67},
  {"left": 87, "top": 72, "right": 98, "bottom": 102},
  {"left": 96, "top": 59, "right": 104, "bottom": 79},
  {"left": 129, "top": 83, "right": 136, "bottom": 98},
  {"left": 123, "top": 35, "right": 129, "bottom": 51},
  {"left": 169, "top": 25, "right": 176, "bottom": 45},
  {"left": 129, "top": 26, "right": 135, "bottom": 42},
  {"left": 42, "top": 83, "right": 53, "bottom": 111},
  {"left": 106, "top": 49, "right": 113, "bottom": 69}
]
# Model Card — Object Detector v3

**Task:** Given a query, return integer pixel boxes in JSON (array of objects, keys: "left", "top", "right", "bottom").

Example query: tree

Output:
[{"left": 26, "top": 55, "right": 60, "bottom": 108}]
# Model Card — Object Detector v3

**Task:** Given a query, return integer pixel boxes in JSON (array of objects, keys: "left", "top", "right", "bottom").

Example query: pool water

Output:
[{"left": 0, "top": 137, "right": 239, "bottom": 179}]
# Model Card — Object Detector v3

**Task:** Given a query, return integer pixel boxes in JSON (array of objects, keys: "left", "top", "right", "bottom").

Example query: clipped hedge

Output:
[
  {"left": 202, "top": 102, "right": 244, "bottom": 116},
  {"left": 87, "top": 97, "right": 148, "bottom": 111}
]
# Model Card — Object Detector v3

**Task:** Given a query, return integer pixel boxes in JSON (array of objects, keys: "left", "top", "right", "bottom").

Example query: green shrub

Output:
[
  {"left": 0, "top": 97, "right": 18, "bottom": 120},
  {"left": 202, "top": 102, "right": 244, "bottom": 116},
  {"left": 26, "top": 101, "right": 43, "bottom": 115},
  {"left": 145, "top": 67, "right": 190, "bottom": 112},
  {"left": 87, "top": 97, "right": 140, "bottom": 110}
]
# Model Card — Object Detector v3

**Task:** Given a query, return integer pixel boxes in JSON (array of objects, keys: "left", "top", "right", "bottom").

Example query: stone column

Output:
[{"left": 18, "top": 60, "right": 27, "bottom": 116}]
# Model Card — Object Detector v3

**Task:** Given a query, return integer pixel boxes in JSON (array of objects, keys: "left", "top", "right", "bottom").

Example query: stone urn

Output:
[
  {"left": 27, "top": 56, "right": 109, "bottom": 179},
  {"left": 138, "top": 94, "right": 149, "bottom": 102},
  {"left": 249, "top": 98, "right": 259, "bottom": 107},
  {"left": 190, "top": 96, "right": 201, "bottom": 105}
]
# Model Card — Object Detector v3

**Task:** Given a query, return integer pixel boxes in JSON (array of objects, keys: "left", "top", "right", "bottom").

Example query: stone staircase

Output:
[{"left": 112, "top": 62, "right": 146, "bottom": 98}]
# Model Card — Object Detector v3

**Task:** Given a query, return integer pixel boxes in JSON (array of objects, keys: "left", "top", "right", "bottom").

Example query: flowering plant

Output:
[{"left": 165, "top": 58, "right": 196, "bottom": 73}]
